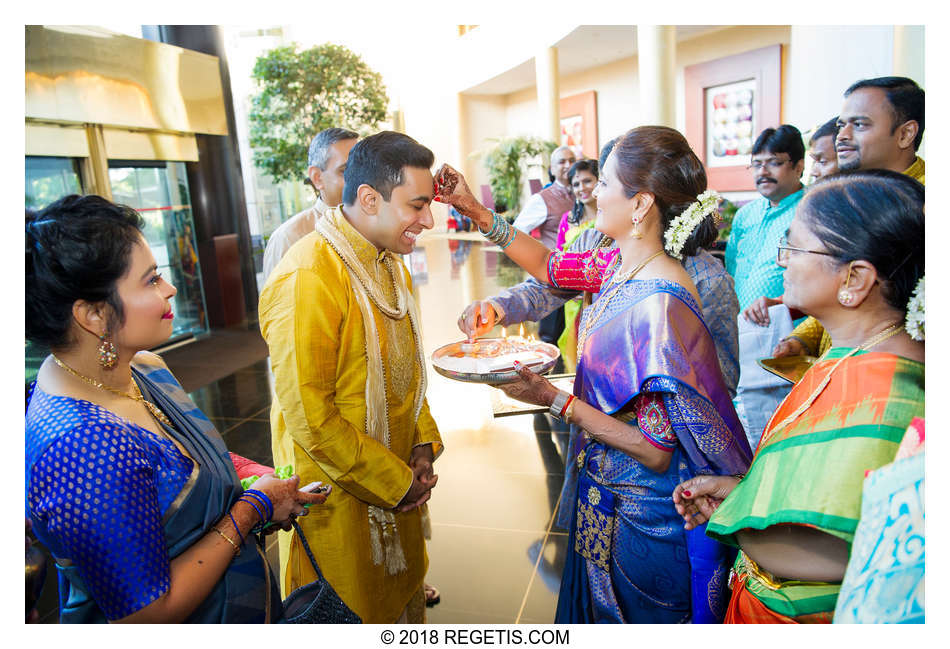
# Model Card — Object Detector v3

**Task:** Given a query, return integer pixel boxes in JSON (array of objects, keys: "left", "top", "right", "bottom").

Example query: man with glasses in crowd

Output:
[
  {"left": 724, "top": 125, "right": 806, "bottom": 312},
  {"left": 724, "top": 124, "right": 806, "bottom": 448},
  {"left": 774, "top": 76, "right": 925, "bottom": 359},
  {"left": 739, "top": 117, "right": 840, "bottom": 327}
]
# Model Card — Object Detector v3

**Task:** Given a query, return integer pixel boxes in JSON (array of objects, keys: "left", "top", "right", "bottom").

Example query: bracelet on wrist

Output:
[
  {"left": 549, "top": 391, "right": 571, "bottom": 420},
  {"left": 227, "top": 512, "right": 246, "bottom": 547},
  {"left": 242, "top": 489, "right": 274, "bottom": 522},
  {"left": 563, "top": 396, "right": 577, "bottom": 422},
  {"left": 237, "top": 496, "right": 266, "bottom": 524},
  {"left": 212, "top": 526, "right": 240, "bottom": 553}
]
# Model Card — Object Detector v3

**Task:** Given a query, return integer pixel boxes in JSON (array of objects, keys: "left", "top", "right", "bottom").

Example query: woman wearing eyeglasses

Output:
[{"left": 673, "top": 170, "right": 924, "bottom": 623}]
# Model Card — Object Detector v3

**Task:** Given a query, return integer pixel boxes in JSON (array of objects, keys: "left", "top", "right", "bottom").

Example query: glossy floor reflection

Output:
[{"left": 398, "top": 236, "right": 572, "bottom": 622}]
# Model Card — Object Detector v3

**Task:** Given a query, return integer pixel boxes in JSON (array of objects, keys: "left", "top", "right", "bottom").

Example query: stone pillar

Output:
[
  {"left": 535, "top": 47, "right": 561, "bottom": 143},
  {"left": 637, "top": 25, "right": 677, "bottom": 127}
]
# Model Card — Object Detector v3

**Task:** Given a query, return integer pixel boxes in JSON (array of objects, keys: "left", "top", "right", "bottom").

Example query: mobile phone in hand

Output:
[{"left": 300, "top": 481, "right": 332, "bottom": 496}]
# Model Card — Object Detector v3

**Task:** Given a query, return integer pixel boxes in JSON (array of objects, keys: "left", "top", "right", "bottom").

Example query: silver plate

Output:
[{"left": 430, "top": 338, "right": 561, "bottom": 385}]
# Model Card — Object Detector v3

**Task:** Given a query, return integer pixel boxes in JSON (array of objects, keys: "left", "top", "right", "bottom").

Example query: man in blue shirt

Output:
[
  {"left": 724, "top": 125, "right": 806, "bottom": 311},
  {"left": 724, "top": 124, "right": 806, "bottom": 448}
]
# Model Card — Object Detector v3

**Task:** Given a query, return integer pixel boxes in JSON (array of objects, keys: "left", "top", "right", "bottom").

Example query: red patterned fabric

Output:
[
  {"left": 547, "top": 247, "right": 620, "bottom": 292},
  {"left": 633, "top": 392, "right": 676, "bottom": 451}
]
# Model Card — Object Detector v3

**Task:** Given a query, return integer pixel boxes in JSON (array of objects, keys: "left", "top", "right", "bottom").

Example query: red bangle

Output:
[{"left": 559, "top": 395, "right": 575, "bottom": 418}]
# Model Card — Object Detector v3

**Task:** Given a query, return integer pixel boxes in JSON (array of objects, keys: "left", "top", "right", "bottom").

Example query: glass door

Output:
[{"left": 109, "top": 161, "right": 208, "bottom": 342}]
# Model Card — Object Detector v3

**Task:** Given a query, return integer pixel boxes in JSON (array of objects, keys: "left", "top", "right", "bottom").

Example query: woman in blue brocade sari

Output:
[
  {"left": 25, "top": 195, "right": 327, "bottom": 623},
  {"left": 435, "top": 127, "right": 752, "bottom": 623}
]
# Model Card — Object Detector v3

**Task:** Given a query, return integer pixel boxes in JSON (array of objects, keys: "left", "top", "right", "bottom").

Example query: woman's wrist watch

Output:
[{"left": 549, "top": 390, "right": 573, "bottom": 420}]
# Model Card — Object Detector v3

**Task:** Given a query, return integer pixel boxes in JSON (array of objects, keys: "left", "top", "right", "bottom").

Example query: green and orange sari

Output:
[{"left": 706, "top": 348, "right": 924, "bottom": 622}]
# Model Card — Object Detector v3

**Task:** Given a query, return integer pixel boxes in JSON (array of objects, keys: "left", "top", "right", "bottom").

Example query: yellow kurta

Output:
[
  {"left": 786, "top": 157, "right": 925, "bottom": 358},
  {"left": 259, "top": 207, "right": 442, "bottom": 623}
]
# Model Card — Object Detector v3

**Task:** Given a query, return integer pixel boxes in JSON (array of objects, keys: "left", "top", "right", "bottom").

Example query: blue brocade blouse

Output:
[{"left": 25, "top": 382, "right": 195, "bottom": 620}]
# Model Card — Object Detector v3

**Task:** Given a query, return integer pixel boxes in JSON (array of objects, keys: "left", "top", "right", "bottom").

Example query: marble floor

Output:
[{"left": 33, "top": 234, "right": 574, "bottom": 623}]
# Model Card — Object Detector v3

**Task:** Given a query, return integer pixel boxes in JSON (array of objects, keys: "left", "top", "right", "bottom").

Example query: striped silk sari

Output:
[{"left": 706, "top": 348, "right": 924, "bottom": 622}]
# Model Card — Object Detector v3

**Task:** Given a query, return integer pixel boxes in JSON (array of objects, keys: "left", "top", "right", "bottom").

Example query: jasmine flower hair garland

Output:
[
  {"left": 664, "top": 190, "right": 722, "bottom": 260},
  {"left": 905, "top": 276, "right": 924, "bottom": 341}
]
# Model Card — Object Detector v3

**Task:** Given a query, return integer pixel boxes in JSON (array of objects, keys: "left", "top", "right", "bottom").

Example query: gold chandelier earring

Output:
[
  {"left": 631, "top": 214, "right": 643, "bottom": 239},
  {"left": 97, "top": 333, "right": 118, "bottom": 369}
]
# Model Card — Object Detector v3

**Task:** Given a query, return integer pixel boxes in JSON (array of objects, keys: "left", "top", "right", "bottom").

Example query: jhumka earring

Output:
[
  {"left": 631, "top": 215, "right": 643, "bottom": 239},
  {"left": 97, "top": 333, "right": 118, "bottom": 369}
]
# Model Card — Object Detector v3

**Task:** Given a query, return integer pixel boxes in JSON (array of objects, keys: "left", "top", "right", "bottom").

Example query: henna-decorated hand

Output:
[
  {"left": 497, "top": 361, "right": 561, "bottom": 407},
  {"left": 433, "top": 163, "right": 493, "bottom": 230}
]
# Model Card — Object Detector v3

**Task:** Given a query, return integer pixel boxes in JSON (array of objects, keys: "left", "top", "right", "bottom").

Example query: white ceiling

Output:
[{"left": 462, "top": 25, "right": 725, "bottom": 95}]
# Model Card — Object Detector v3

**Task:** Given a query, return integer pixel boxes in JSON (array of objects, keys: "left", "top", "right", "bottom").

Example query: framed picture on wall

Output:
[
  {"left": 559, "top": 90, "right": 598, "bottom": 160},
  {"left": 685, "top": 44, "right": 782, "bottom": 191}
]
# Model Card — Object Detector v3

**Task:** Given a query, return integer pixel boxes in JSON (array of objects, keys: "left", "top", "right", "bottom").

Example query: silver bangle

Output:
[{"left": 549, "top": 390, "right": 570, "bottom": 419}]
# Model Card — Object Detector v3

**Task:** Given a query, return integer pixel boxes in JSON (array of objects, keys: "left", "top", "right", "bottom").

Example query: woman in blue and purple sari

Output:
[{"left": 435, "top": 126, "right": 752, "bottom": 623}]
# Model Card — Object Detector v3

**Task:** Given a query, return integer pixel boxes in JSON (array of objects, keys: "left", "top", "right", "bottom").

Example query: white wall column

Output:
[
  {"left": 535, "top": 46, "right": 561, "bottom": 143},
  {"left": 637, "top": 25, "right": 676, "bottom": 127},
  {"left": 893, "top": 25, "right": 925, "bottom": 86}
]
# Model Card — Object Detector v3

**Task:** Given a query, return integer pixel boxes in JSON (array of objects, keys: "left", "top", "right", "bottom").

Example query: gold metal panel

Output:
[
  {"left": 24, "top": 122, "right": 89, "bottom": 157},
  {"left": 84, "top": 124, "right": 113, "bottom": 200},
  {"left": 26, "top": 25, "right": 228, "bottom": 135},
  {"left": 103, "top": 128, "right": 199, "bottom": 162}
]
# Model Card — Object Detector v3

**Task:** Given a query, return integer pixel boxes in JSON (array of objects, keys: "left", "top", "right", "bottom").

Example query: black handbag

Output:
[{"left": 278, "top": 520, "right": 362, "bottom": 623}]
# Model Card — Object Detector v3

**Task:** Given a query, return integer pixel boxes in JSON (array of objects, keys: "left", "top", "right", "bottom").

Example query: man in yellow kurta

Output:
[
  {"left": 774, "top": 76, "right": 924, "bottom": 359},
  {"left": 259, "top": 132, "right": 442, "bottom": 623}
]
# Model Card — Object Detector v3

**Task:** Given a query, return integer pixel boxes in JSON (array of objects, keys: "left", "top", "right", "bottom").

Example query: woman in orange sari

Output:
[{"left": 672, "top": 170, "right": 924, "bottom": 623}]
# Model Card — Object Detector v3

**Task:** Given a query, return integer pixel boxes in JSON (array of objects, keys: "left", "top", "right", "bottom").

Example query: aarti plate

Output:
[{"left": 430, "top": 338, "right": 560, "bottom": 385}]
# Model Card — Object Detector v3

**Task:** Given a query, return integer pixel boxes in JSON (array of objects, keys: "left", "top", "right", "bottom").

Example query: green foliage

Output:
[
  {"left": 248, "top": 43, "right": 389, "bottom": 185},
  {"left": 481, "top": 136, "right": 557, "bottom": 215},
  {"left": 717, "top": 198, "right": 739, "bottom": 241}
]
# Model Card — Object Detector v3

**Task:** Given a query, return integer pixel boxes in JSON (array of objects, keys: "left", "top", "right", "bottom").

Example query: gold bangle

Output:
[{"left": 212, "top": 526, "right": 240, "bottom": 552}]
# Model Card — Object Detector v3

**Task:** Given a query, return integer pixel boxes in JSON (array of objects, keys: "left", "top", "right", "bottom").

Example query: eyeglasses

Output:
[
  {"left": 776, "top": 235, "right": 836, "bottom": 263},
  {"left": 748, "top": 158, "right": 792, "bottom": 171}
]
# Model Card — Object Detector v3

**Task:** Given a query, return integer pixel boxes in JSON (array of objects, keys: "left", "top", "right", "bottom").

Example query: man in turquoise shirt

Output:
[
  {"left": 724, "top": 124, "right": 805, "bottom": 449},
  {"left": 724, "top": 124, "right": 805, "bottom": 311}
]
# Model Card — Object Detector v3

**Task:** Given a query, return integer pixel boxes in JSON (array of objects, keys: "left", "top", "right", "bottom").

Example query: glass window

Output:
[
  {"left": 109, "top": 162, "right": 209, "bottom": 341},
  {"left": 26, "top": 156, "right": 82, "bottom": 210},
  {"left": 25, "top": 157, "right": 84, "bottom": 383}
]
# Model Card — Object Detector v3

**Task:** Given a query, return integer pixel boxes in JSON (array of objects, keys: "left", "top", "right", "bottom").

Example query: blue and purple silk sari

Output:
[{"left": 555, "top": 278, "right": 752, "bottom": 624}]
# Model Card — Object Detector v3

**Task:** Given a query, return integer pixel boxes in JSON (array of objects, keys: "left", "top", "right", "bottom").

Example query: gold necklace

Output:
[
  {"left": 576, "top": 250, "right": 665, "bottom": 357},
  {"left": 762, "top": 321, "right": 904, "bottom": 443},
  {"left": 51, "top": 354, "right": 174, "bottom": 427}
]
